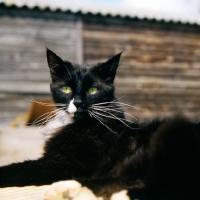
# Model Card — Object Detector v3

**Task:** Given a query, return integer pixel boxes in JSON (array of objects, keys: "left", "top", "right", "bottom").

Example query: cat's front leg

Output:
[
  {"left": 0, "top": 158, "right": 74, "bottom": 187},
  {"left": 43, "top": 180, "right": 130, "bottom": 200}
]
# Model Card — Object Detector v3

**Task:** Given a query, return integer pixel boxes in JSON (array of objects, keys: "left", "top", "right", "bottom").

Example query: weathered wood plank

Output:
[
  {"left": 0, "top": 17, "right": 77, "bottom": 85},
  {"left": 0, "top": 81, "right": 50, "bottom": 94},
  {"left": 83, "top": 30, "right": 200, "bottom": 47},
  {"left": 0, "top": 94, "right": 52, "bottom": 127},
  {"left": 0, "top": 185, "right": 48, "bottom": 200},
  {"left": 83, "top": 19, "right": 200, "bottom": 120}
]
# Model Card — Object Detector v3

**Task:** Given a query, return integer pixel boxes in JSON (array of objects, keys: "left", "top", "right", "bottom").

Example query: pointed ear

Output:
[
  {"left": 46, "top": 48, "right": 73, "bottom": 80},
  {"left": 94, "top": 52, "right": 122, "bottom": 83}
]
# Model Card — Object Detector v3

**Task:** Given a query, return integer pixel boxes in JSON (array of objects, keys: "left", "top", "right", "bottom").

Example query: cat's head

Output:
[{"left": 46, "top": 48, "right": 122, "bottom": 122}]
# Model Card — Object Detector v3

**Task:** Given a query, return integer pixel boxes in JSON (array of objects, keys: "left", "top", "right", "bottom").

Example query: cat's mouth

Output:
[{"left": 73, "top": 110, "right": 91, "bottom": 121}]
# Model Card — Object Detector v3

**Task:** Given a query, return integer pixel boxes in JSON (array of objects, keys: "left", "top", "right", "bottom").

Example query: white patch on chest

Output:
[
  {"left": 43, "top": 99, "right": 77, "bottom": 141},
  {"left": 44, "top": 110, "right": 72, "bottom": 140},
  {"left": 67, "top": 98, "right": 77, "bottom": 114}
]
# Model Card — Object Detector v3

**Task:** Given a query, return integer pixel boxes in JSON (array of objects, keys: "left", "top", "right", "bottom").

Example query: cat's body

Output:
[
  {"left": 0, "top": 49, "right": 200, "bottom": 199},
  {"left": 83, "top": 117, "right": 200, "bottom": 199}
]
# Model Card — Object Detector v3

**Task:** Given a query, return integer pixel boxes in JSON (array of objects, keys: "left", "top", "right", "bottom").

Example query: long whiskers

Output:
[
  {"left": 30, "top": 107, "right": 64, "bottom": 127},
  {"left": 91, "top": 108, "right": 132, "bottom": 123},
  {"left": 113, "top": 94, "right": 128, "bottom": 102},
  {"left": 91, "top": 109, "right": 136, "bottom": 130},
  {"left": 88, "top": 110, "right": 118, "bottom": 136},
  {"left": 89, "top": 99, "right": 141, "bottom": 131},
  {"left": 92, "top": 106, "right": 137, "bottom": 121},
  {"left": 32, "top": 109, "right": 67, "bottom": 137},
  {"left": 21, "top": 95, "right": 68, "bottom": 138},
  {"left": 21, "top": 95, "right": 66, "bottom": 107},
  {"left": 93, "top": 101, "right": 140, "bottom": 110}
]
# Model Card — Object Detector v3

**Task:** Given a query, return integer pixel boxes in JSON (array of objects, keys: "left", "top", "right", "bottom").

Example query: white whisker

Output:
[
  {"left": 30, "top": 110, "right": 56, "bottom": 126},
  {"left": 31, "top": 111, "right": 58, "bottom": 128},
  {"left": 93, "top": 101, "right": 142, "bottom": 110},
  {"left": 91, "top": 109, "right": 136, "bottom": 130},
  {"left": 30, "top": 108, "right": 64, "bottom": 126},
  {"left": 88, "top": 111, "right": 118, "bottom": 136},
  {"left": 91, "top": 107, "right": 132, "bottom": 123},
  {"left": 21, "top": 95, "right": 66, "bottom": 107},
  {"left": 92, "top": 106, "right": 137, "bottom": 121},
  {"left": 33, "top": 110, "right": 66, "bottom": 137},
  {"left": 93, "top": 101, "right": 132, "bottom": 107},
  {"left": 92, "top": 105, "right": 125, "bottom": 109},
  {"left": 113, "top": 94, "right": 128, "bottom": 102}
]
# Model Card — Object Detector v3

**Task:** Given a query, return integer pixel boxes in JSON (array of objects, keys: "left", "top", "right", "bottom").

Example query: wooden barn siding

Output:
[
  {"left": 83, "top": 17, "right": 200, "bottom": 120},
  {"left": 0, "top": 14, "right": 78, "bottom": 126},
  {"left": 1, "top": 10, "right": 200, "bottom": 126}
]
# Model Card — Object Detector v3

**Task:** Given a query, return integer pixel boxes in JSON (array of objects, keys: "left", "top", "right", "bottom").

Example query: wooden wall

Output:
[
  {"left": 0, "top": 7, "right": 78, "bottom": 126},
  {"left": 0, "top": 5, "right": 200, "bottom": 126},
  {"left": 83, "top": 16, "right": 200, "bottom": 120}
]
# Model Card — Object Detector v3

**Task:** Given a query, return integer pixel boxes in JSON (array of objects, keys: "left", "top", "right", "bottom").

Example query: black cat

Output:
[
  {"left": 0, "top": 49, "right": 123, "bottom": 185},
  {"left": 0, "top": 49, "right": 200, "bottom": 200}
]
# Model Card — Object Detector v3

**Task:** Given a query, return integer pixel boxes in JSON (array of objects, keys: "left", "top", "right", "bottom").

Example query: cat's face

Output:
[{"left": 46, "top": 49, "right": 121, "bottom": 121}]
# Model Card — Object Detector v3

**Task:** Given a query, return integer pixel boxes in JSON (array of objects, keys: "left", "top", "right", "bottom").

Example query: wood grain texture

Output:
[
  {"left": 1, "top": 11, "right": 200, "bottom": 125},
  {"left": 0, "top": 17, "right": 77, "bottom": 82},
  {"left": 0, "top": 185, "right": 48, "bottom": 200},
  {"left": 83, "top": 16, "right": 200, "bottom": 120},
  {"left": 0, "top": 15, "right": 77, "bottom": 126}
]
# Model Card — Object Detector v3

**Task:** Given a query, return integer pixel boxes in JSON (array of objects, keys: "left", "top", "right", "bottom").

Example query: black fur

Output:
[
  {"left": 81, "top": 117, "right": 200, "bottom": 200},
  {"left": 0, "top": 50, "right": 200, "bottom": 200}
]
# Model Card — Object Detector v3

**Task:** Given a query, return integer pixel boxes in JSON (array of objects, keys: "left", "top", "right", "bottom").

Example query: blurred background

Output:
[{"left": 1, "top": 0, "right": 200, "bottom": 165}]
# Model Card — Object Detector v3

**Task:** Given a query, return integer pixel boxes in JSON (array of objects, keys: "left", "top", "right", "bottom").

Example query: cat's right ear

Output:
[{"left": 46, "top": 48, "right": 73, "bottom": 80}]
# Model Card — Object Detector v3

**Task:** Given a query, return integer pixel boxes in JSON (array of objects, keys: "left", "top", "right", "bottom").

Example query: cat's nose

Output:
[{"left": 73, "top": 99, "right": 82, "bottom": 108}]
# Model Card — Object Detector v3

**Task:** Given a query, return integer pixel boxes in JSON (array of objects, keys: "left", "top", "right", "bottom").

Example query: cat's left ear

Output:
[
  {"left": 95, "top": 52, "right": 122, "bottom": 83},
  {"left": 46, "top": 48, "right": 73, "bottom": 80}
]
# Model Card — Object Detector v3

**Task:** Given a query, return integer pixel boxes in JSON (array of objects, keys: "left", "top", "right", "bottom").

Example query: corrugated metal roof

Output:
[{"left": 1, "top": 0, "right": 200, "bottom": 25}]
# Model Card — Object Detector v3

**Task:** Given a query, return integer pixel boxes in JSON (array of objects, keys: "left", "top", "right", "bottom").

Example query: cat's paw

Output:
[
  {"left": 110, "top": 190, "right": 130, "bottom": 200},
  {"left": 43, "top": 180, "right": 102, "bottom": 200}
]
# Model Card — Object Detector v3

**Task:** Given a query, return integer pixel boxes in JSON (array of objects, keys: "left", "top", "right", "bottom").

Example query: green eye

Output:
[
  {"left": 88, "top": 87, "right": 98, "bottom": 94},
  {"left": 62, "top": 86, "right": 72, "bottom": 93}
]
